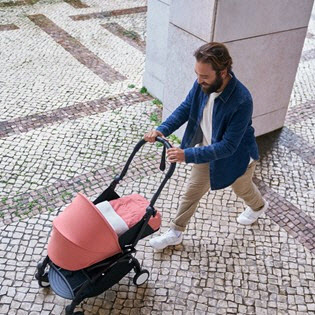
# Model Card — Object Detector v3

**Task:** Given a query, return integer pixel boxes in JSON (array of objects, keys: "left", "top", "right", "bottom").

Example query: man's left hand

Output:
[{"left": 167, "top": 148, "right": 185, "bottom": 163}]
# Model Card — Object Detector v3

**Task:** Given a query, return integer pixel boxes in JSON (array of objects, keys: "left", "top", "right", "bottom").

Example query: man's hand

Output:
[
  {"left": 144, "top": 130, "right": 164, "bottom": 143},
  {"left": 167, "top": 148, "right": 185, "bottom": 163}
]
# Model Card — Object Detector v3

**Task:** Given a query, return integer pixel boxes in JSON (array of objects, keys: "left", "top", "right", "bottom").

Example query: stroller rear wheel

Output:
[
  {"left": 35, "top": 271, "right": 50, "bottom": 288},
  {"left": 133, "top": 269, "right": 149, "bottom": 286},
  {"left": 35, "top": 262, "right": 50, "bottom": 288}
]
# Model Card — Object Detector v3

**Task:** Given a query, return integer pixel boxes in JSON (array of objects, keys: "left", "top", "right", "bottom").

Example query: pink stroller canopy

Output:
[{"left": 48, "top": 193, "right": 161, "bottom": 271}]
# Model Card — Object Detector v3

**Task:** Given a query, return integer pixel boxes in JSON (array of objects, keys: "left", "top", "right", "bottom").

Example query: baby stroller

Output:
[{"left": 35, "top": 137, "right": 176, "bottom": 315}]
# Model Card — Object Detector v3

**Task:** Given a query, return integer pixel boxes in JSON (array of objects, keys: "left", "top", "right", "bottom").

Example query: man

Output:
[{"left": 144, "top": 42, "right": 268, "bottom": 250}]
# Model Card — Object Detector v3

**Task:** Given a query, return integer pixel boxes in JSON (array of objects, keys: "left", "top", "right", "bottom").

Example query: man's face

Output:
[{"left": 194, "top": 61, "right": 224, "bottom": 95}]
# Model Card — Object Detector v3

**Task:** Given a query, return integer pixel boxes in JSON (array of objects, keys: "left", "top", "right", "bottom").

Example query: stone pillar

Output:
[
  {"left": 144, "top": 0, "right": 314, "bottom": 137},
  {"left": 143, "top": 0, "right": 170, "bottom": 101}
]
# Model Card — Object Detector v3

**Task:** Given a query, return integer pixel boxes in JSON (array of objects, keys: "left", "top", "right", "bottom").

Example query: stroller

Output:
[{"left": 35, "top": 137, "right": 176, "bottom": 315}]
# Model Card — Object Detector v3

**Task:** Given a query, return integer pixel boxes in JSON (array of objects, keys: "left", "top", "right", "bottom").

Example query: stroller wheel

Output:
[
  {"left": 133, "top": 269, "right": 149, "bottom": 286},
  {"left": 66, "top": 305, "right": 82, "bottom": 315},
  {"left": 35, "top": 262, "right": 50, "bottom": 288},
  {"left": 65, "top": 305, "right": 84, "bottom": 315},
  {"left": 35, "top": 272, "right": 50, "bottom": 288}
]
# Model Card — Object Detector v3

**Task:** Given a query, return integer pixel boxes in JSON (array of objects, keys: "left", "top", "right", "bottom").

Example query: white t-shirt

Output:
[
  {"left": 200, "top": 91, "right": 254, "bottom": 165},
  {"left": 200, "top": 91, "right": 221, "bottom": 146}
]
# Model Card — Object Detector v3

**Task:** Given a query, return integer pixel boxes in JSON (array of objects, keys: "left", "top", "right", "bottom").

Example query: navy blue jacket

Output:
[{"left": 156, "top": 72, "right": 259, "bottom": 190}]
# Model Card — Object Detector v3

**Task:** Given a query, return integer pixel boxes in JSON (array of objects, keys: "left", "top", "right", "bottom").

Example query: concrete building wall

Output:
[{"left": 144, "top": 0, "right": 314, "bottom": 137}]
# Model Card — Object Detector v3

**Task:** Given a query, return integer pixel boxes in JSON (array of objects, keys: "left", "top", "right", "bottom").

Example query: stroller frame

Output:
[{"left": 35, "top": 137, "right": 176, "bottom": 315}]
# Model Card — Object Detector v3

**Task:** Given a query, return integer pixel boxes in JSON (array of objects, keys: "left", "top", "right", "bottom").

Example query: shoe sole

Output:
[
  {"left": 149, "top": 239, "right": 182, "bottom": 250},
  {"left": 237, "top": 219, "right": 256, "bottom": 225}
]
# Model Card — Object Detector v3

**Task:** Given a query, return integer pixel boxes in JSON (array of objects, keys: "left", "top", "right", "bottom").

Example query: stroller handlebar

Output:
[
  {"left": 113, "top": 136, "right": 176, "bottom": 208},
  {"left": 155, "top": 136, "right": 173, "bottom": 149}
]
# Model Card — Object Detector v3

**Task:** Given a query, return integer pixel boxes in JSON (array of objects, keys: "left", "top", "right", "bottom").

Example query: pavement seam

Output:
[
  {"left": 254, "top": 177, "right": 315, "bottom": 254},
  {"left": 278, "top": 127, "right": 315, "bottom": 165},
  {"left": 0, "top": 0, "right": 88, "bottom": 8},
  {"left": 0, "top": 0, "right": 40, "bottom": 8},
  {"left": 28, "top": 14, "right": 126, "bottom": 84},
  {"left": 101, "top": 22, "right": 146, "bottom": 53},
  {"left": 69, "top": 6, "right": 147, "bottom": 21},
  {"left": 0, "top": 153, "right": 162, "bottom": 227},
  {"left": 286, "top": 100, "right": 315, "bottom": 125},
  {"left": 257, "top": 126, "right": 315, "bottom": 166},
  {"left": 63, "top": 0, "right": 89, "bottom": 9},
  {"left": 2, "top": 153, "right": 315, "bottom": 257},
  {"left": 0, "top": 92, "right": 153, "bottom": 138},
  {"left": 0, "top": 24, "right": 19, "bottom": 31},
  {"left": 301, "top": 48, "right": 315, "bottom": 62}
]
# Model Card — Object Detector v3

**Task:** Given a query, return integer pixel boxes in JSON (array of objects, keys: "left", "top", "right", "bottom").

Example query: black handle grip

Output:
[{"left": 155, "top": 136, "right": 173, "bottom": 150}]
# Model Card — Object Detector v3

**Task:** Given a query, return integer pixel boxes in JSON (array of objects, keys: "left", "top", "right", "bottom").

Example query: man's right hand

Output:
[{"left": 144, "top": 130, "right": 164, "bottom": 143}]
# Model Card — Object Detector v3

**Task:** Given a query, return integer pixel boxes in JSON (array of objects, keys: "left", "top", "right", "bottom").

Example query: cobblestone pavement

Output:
[{"left": 0, "top": 1, "right": 315, "bottom": 314}]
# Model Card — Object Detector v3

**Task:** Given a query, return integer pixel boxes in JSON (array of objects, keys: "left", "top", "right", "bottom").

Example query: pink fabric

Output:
[
  {"left": 109, "top": 194, "right": 161, "bottom": 231},
  {"left": 47, "top": 193, "right": 161, "bottom": 271},
  {"left": 48, "top": 193, "right": 121, "bottom": 271}
]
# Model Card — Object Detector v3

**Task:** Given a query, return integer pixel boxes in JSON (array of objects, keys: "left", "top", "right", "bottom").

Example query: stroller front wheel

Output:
[
  {"left": 66, "top": 305, "right": 85, "bottom": 315},
  {"left": 133, "top": 269, "right": 149, "bottom": 286}
]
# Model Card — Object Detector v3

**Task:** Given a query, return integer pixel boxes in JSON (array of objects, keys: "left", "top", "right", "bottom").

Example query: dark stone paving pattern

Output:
[
  {"left": 70, "top": 6, "right": 147, "bottom": 21},
  {"left": 0, "top": 0, "right": 39, "bottom": 8},
  {"left": 301, "top": 48, "right": 315, "bottom": 62},
  {"left": 278, "top": 127, "right": 315, "bottom": 165},
  {"left": 101, "top": 22, "right": 146, "bottom": 53},
  {"left": 285, "top": 100, "right": 315, "bottom": 125},
  {"left": 28, "top": 14, "right": 126, "bottom": 84},
  {"left": 0, "top": 0, "right": 88, "bottom": 8},
  {"left": 0, "top": 100, "right": 160, "bottom": 204},
  {"left": 257, "top": 127, "right": 315, "bottom": 165},
  {"left": 0, "top": 24, "right": 19, "bottom": 31},
  {"left": 0, "top": 152, "right": 161, "bottom": 227},
  {"left": 64, "top": 0, "right": 89, "bottom": 9},
  {"left": 254, "top": 177, "right": 315, "bottom": 254},
  {"left": 0, "top": 92, "right": 152, "bottom": 138}
]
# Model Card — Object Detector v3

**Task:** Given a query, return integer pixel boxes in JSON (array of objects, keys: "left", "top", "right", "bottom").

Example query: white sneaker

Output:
[
  {"left": 149, "top": 229, "right": 183, "bottom": 250},
  {"left": 237, "top": 200, "right": 269, "bottom": 225}
]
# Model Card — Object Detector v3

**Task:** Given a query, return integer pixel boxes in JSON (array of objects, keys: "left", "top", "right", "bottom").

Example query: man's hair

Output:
[{"left": 194, "top": 42, "right": 233, "bottom": 73}]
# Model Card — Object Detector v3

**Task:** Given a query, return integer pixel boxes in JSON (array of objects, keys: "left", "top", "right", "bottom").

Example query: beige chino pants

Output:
[{"left": 170, "top": 161, "right": 265, "bottom": 232}]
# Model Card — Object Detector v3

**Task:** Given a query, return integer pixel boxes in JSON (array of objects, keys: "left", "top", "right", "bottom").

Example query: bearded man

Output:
[{"left": 144, "top": 42, "right": 268, "bottom": 250}]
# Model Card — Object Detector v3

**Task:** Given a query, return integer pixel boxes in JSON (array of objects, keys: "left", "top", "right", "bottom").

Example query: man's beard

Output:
[{"left": 201, "top": 73, "right": 223, "bottom": 95}]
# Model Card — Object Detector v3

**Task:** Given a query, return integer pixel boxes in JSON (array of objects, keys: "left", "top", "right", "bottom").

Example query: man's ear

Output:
[{"left": 221, "top": 68, "right": 228, "bottom": 79}]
